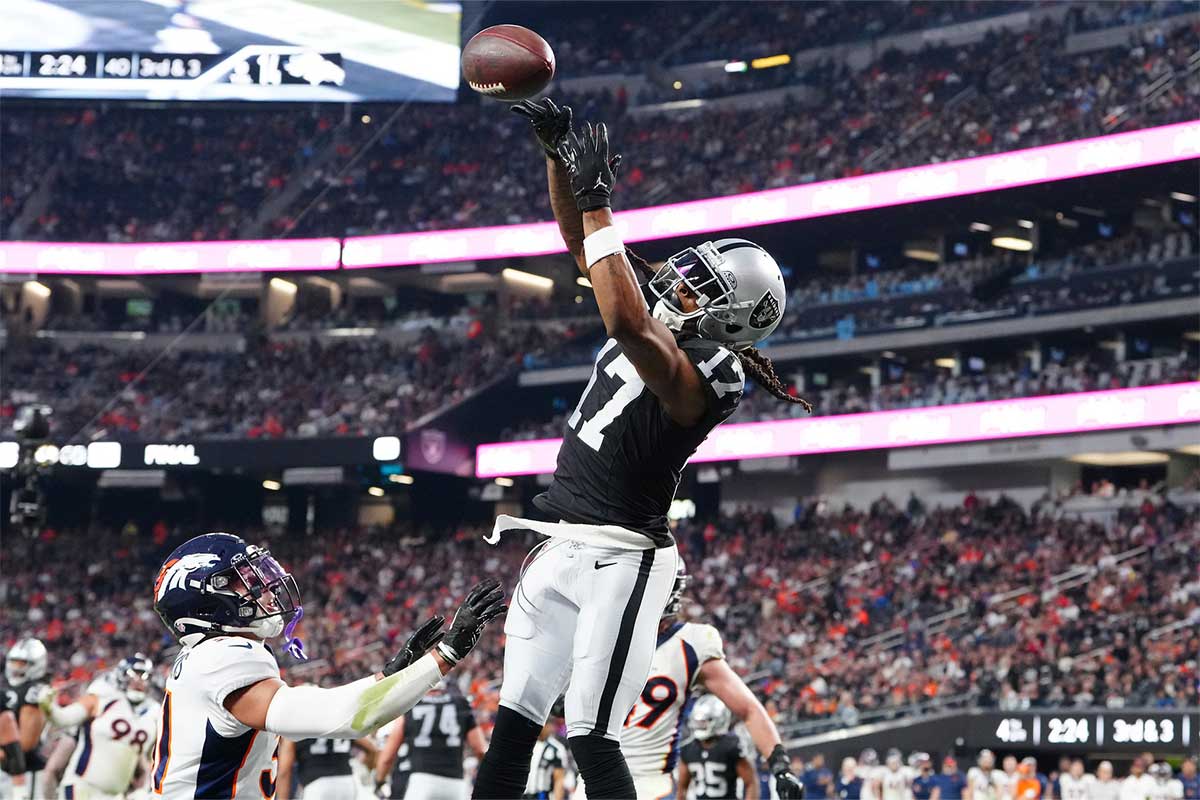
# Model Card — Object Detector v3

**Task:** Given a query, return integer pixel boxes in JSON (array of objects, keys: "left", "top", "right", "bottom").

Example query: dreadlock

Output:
[
  {"left": 737, "top": 347, "right": 813, "bottom": 413},
  {"left": 625, "top": 247, "right": 812, "bottom": 413}
]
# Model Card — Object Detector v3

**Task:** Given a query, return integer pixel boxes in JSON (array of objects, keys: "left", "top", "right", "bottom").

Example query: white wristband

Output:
[{"left": 583, "top": 226, "right": 624, "bottom": 269}]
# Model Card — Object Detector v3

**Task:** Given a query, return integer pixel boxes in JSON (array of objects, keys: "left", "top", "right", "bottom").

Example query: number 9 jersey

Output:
[
  {"left": 61, "top": 679, "right": 156, "bottom": 797},
  {"left": 621, "top": 621, "right": 725, "bottom": 778},
  {"left": 534, "top": 336, "right": 744, "bottom": 548}
]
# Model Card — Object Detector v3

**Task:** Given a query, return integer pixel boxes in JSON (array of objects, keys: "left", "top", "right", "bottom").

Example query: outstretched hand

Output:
[
  {"left": 556, "top": 122, "right": 622, "bottom": 213},
  {"left": 437, "top": 578, "right": 507, "bottom": 666},
  {"left": 511, "top": 97, "right": 573, "bottom": 158},
  {"left": 382, "top": 615, "right": 445, "bottom": 677}
]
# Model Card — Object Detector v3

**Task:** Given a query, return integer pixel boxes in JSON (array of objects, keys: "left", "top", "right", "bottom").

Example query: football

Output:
[{"left": 461, "top": 24, "right": 555, "bottom": 101}]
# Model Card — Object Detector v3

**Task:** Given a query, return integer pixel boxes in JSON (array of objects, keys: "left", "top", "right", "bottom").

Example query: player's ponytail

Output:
[{"left": 736, "top": 347, "right": 813, "bottom": 412}]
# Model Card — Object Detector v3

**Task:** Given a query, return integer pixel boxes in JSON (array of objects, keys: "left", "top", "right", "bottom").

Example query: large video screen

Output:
[{"left": 0, "top": 0, "right": 461, "bottom": 102}]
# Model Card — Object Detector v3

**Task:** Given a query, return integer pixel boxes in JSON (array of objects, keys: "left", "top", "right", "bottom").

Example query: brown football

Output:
[{"left": 461, "top": 24, "right": 555, "bottom": 101}]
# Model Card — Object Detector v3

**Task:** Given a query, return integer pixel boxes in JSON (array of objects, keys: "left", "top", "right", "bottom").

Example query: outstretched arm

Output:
[{"left": 561, "top": 123, "right": 708, "bottom": 425}]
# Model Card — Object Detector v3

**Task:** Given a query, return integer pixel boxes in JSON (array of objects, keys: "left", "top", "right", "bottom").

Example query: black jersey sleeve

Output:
[{"left": 678, "top": 337, "right": 745, "bottom": 422}]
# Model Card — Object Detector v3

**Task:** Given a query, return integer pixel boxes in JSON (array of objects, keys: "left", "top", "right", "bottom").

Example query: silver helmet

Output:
[
  {"left": 662, "top": 558, "right": 689, "bottom": 619},
  {"left": 689, "top": 694, "right": 731, "bottom": 741},
  {"left": 649, "top": 238, "right": 786, "bottom": 351},
  {"left": 5, "top": 637, "right": 48, "bottom": 685}
]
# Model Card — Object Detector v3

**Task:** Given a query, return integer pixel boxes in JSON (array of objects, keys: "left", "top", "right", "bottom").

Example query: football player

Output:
[
  {"left": 858, "top": 749, "right": 883, "bottom": 800},
  {"left": 3, "top": 638, "right": 50, "bottom": 798},
  {"left": 1056, "top": 760, "right": 1092, "bottom": 800},
  {"left": 1148, "top": 762, "right": 1184, "bottom": 800},
  {"left": 583, "top": 563, "right": 801, "bottom": 799},
  {"left": 374, "top": 681, "right": 486, "bottom": 799},
  {"left": 964, "top": 750, "right": 1005, "bottom": 800},
  {"left": 40, "top": 654, "right": 157, "bottom": 799},
  {"left": 276, "top": 731, "right": 377, "bottom": 799},
  {"left": 147, "top": 533, "right": 504, "bottom": 799},
  {"left": 676, "top": 696, "right": 758, "bottom": 800},
  {"left": 474, "top": 99, "right": 808, "bottom": 800},
  {"left": 880, "top": 749, "right": 913, "bottom": 800}
]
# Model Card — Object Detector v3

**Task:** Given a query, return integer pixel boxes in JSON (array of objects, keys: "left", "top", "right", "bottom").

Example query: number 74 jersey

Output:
[
  {"left": 534, "top": 336, "right": 744, "bottom": 548},
  {"left": 621, "top": 622, "right": 726, "bottom": 778}
]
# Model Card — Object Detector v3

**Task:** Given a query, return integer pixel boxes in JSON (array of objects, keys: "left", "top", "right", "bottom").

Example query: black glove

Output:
[
  {"left": 437, "top": 578, "right": 507, "bottom": 665},
  {"left": 382, "top": 615, "right": 445, "bottom": 677},
  {"left": 769, "top": 744, "right": 804, "bottom": 800},
  {"left": 556, "top": 122, "right": 623, "bottom": 213},
  {"left": 511, "top": 97, "right": 573, "bottom": 159}
]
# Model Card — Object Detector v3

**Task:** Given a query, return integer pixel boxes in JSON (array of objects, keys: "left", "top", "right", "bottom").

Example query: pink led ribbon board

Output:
[
  {"left": 475, "top": 382, "right": 1200, "bottom": 477},
  {"left": 0, "top": 238, "right": 341, "bottom": 275},
  {"left": 344, "top": 120, "right": 1200, "bottom": 268}
]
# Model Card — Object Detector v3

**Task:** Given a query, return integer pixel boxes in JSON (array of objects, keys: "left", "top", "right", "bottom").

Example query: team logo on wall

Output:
[
  {"left": 420, "top": 429, "right": 447, "bottom": 465},
  {"left": 749, "top": 292, "right": 781, "bottom": 328}
]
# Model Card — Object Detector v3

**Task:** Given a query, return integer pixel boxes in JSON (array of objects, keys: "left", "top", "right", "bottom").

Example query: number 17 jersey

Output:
[{"left": 534, "top": 336, "right": 744, "bottom": 547}]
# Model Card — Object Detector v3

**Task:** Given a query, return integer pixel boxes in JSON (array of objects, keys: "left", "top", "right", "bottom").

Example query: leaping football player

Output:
[{"left": 472, "top": 99, "right": 809, "bottom": 800}]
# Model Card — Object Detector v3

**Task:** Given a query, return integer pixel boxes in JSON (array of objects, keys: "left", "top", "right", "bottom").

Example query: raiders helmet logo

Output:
[{"left": 749, "top": 292, "right": 781, "bottom": 328}]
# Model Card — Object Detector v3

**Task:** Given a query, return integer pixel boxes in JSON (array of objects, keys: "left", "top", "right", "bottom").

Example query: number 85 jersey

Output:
[
  {"left": 621, "top": 621, "right": 725, "bottom": 777},
  {"left": 534, "top": 336, "right": 744, "bottom": 548}
]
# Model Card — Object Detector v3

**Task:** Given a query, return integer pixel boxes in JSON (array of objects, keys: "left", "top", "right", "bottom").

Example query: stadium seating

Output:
[{"left": 5, "top": 494, "right": 1196, "bottom": 733}]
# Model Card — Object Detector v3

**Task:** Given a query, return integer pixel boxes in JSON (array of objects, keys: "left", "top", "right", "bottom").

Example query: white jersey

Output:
[
  {"left": 881, "top": 766, "right": 913, "bottom": 800},
  {"left": 61, "top": 679, "right": 157, "bottom": 795},
  {"left": 1057, "top": 774, "right": 1093, "bottom": 800},
  {"left": 1091, "top": 779, "right": 1122, "bottom": 800},
  {"left": 620, "top": 622, "right": 724, "bottom": 778},
  {"left": 1121, "top": 775, "right": 1157, "bottom": 800},
  {"left": 150, "top": 636, "right": 281, "bottom": 799},
  {"left": 966, "top": 767, "right": 1007, "bottom": 800},
  {"left": 1148, "top": 779, "right": 1184, "bottom": 800},
  {"left": 859, "top": 762, "right": 888, "bottom": 800}
]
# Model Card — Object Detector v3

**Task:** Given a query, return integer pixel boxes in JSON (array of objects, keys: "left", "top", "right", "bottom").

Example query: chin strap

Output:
[{"left": 282, "top": 607, "right": 307, "bottom": 660}]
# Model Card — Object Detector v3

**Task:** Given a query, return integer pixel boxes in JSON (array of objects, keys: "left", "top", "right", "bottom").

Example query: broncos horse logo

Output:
[{"left": 154, "top": 553, "right": 221, "bottom": 601}]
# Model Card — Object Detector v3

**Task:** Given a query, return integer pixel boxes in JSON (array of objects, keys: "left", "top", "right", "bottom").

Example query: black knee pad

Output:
[
  {"left": 472, "top": 705, "right": 542, "bottom": 799},
  {"left": 569, "top": 733, "right": 635, "bottom": 799}
]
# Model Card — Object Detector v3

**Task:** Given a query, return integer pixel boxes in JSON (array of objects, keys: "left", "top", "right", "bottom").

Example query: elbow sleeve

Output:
[
  {"left": 1, "top": 741, "right": 24, "bottom": 775},
  {"left": 264, "top": 653, "right": 441, "bottom": 740}
]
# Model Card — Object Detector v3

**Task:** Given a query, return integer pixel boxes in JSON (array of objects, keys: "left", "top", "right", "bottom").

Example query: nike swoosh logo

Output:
[
  {"left": 594, "top": 561, "right": 617, "bottom": 570},
  {"left": 231, "top": 642, "right": 253, "bottom": 649}
]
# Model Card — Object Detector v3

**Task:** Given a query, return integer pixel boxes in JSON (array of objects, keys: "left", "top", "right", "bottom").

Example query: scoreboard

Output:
[
  {"left": 975, "top": 710, "right": 1197, "bottom": 753},
  {"left": 0, "top": 46, "right": 347, "bottom": 100}
]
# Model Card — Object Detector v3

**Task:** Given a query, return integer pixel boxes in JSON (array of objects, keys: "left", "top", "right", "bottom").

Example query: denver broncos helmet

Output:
[
  {"left": 113, "top": 653, "right": 154, "bottom": 704},
  {"left": 153, "top": 533, "right": 306, "bottom": 657}
]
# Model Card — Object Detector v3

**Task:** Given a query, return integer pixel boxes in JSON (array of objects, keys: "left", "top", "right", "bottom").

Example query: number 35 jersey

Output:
[
  {"left": 63, "top": 679, "right": 156, "bottom": 794},
  {"left": 622, "top": 622, "right": 725, "bottom": 777},
  {"left": 534, "top": 335, "right": 744, "bottom": 547}
]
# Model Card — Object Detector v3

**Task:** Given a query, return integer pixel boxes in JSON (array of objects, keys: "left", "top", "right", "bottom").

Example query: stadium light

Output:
[
  {"left": 968, "top": 222, "right": 992, "bottom": 232},
  {"left": 672, "top": 80, "right": 683, "bottom": 90},
  {"left": 23, "top": 281, "right": 51, "bottom": 299},
  {"left": 389, "top": 473, "right": 414, "bottom": 485},
  {"left": 935, "top": 357, "right": 958, "bottom": 369},
  {"left": 501, "top": 268, "right": 553, "bottom": 291},
  {"left": 751, "top": 54, "right": 791, "bottom": 69},
  {"left": 494, "top": 477, "right": 514, "bottom": 487},
  {"left": 262, "top": 479, "right": 282, "bottom": 491},
  {"left": 576, "top": 276, "right": 592, "bottom": 288},
  {"left": 724, "top": 61, "right": 748, "bottom": 73},
  {"left": 1017, "top": 219, "right": 1035, "bottom": 228},
  {"left": 991, "top": 235, "right": 1034, "bottom": 252},
  {"left": 367, "top": 486, "right": 385, "bottom": 497},
  {"left": 1170, "top": 191, "right": 1198, "bottom": 202},
  {"left": 1068, "top": 452, "right": 1169, "bottom": 466},
  {"left": 269, "top": 277, "right": 297, "bottom": 294}
]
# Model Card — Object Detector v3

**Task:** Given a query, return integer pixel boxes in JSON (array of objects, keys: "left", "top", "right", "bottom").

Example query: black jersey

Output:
[
  {"left": 681, "top": 734, "right": 748, "bottom": 800},
  {"left": 534, "top": 335, "right": 744, "bottom": 546},
  {"left": 3, "top": 679, "right": 48, "bottom": 713},
  {"left": 293, "top": 737, "right": 354, "bottom": 786},
  {"left": 404, "top": 690, "right": 476, "bottom": 779}
]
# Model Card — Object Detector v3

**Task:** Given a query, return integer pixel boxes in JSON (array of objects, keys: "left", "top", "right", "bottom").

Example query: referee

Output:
[{"left": 523, "top": 705, "right": 567, "bottom": 800}]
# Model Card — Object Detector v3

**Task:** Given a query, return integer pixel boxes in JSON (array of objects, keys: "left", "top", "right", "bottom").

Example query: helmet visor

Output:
[
  {"left": 230, "top": 548, "right": 301, "bottom": 619},
  {"left": 648, "top": 244, "right": 735, "bottom": 318}
]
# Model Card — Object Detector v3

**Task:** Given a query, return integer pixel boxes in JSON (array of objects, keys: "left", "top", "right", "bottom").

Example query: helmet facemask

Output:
[
  {"left": 649, "top": 243, "right": 739, "bottom": 333},
  {"left": 206, "top": 546, "right": 306, "bottom": 657}
]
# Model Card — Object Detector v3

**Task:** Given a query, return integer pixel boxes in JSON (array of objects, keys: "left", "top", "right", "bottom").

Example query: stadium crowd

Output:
[
  {"left": 2, "top": 10, "right": 1195, "bottom": 242},
  {"left": 3, "top": 494, "right": 1196, "bottom": 737}
]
